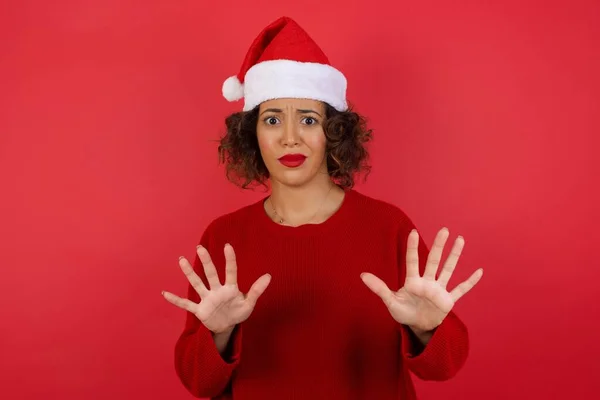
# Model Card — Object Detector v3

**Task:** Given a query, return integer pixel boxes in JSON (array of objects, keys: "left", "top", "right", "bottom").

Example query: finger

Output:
[
  {"left": 437, "top": 235, "right": 465, "bottom": 289},
  {"left": 450, "top": 268, "right": 484, "bottom": 302},
  {"left": 197, "top": 245, "right": 222, "bottom": 289},
  {"left": 361, "top": 272, "right": 394, "bottom": 307},
  {"left": 423, "top": 227, "right": 450, "bottom": 280},
  {"left": 162, "top": 290, "right": 197, "bottom": 313},
  {"left": 179, "top": 256, "right": 208, "bottom": 298},
  {"left": 406, "top": 229, "right": 420, "bottom": 278},
  {"left": 224, "top": 243, "right": 238, "bottom": 286},
  {"left": 245, "top": 273, "right": 272, "bottom": 306}
]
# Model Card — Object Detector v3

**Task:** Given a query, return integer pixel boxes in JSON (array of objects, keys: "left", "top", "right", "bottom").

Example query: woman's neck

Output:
[{"left": 267, "top": 178, "right": 345, "bottom": 226}]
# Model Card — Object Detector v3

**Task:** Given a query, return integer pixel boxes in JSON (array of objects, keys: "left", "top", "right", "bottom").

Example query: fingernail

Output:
[
  {"left": 178, "top": 256, "right": 184, "bottom": 260},
  {"left": 196, "top": 245, "right": 202, "bottom": 249},
  {"left": 161, "top": 291, "right": 165, "bottom": 296}
]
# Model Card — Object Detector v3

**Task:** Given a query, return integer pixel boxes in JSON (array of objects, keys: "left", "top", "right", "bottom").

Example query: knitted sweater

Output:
[{"left": 174, "top": 189, "right": 469, "bottom": 399}]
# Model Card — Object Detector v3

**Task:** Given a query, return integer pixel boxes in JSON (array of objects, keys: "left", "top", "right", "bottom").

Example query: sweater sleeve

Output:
[
  {"left": 174, "top": 222, "right": 243, "bottom": 398},
  {"left": 397, "top": 220, "right": 470, "bottom": 381}
]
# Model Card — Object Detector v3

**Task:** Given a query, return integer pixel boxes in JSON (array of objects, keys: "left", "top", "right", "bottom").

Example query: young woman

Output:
[{"left": 162, "top": 16, "right": 483, "bottom": 400}]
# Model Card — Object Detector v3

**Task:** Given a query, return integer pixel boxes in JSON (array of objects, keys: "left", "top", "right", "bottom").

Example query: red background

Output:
[{"left": 1, "top": 0, "right": 598, "bottom": 398}]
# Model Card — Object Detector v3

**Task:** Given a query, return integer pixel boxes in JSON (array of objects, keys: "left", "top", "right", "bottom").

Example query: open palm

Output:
[
  {"left": 361, "top": 227, "right": 483, "bottom": 332},
  {"left": 162, "top": 244, "right": 271, "bottom": 334}
]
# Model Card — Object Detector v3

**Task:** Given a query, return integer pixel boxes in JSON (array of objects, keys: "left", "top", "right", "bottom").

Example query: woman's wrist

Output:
[
  {"left": 212, "top": 325, "right": 236, "bottom": 355},
  {"left": 408, "top": 325, "right": 435, "bottom": 346}
]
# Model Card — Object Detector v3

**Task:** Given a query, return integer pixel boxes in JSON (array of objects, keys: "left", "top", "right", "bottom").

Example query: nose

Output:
[{"left": 281, "top": 119, "right": 300, "bottom": 147}]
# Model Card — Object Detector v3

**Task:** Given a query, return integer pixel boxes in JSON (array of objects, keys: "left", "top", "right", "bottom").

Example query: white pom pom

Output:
[{"left": 222, "top": 75, "right": 244, "bottom": 101}]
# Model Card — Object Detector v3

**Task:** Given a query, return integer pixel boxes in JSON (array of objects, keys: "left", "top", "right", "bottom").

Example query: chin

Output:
[
  {"left": 269, "top": 165, "right": 320, "bottom": 187},
  {"left": 272, "top": 173, "right": 313, "bottom": 187}
]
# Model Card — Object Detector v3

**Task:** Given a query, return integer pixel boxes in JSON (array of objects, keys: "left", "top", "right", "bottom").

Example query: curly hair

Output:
[{"left": 217, "top": 102, "right": 373, "bottom": 190}]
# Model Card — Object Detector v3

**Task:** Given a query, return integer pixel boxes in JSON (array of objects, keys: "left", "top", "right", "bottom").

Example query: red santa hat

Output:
[{"left": 221, "top": 16, "right": 348, "bottom": 112}]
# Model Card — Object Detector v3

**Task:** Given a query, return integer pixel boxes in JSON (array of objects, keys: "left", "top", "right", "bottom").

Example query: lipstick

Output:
[{"left": 278, "top": 154, "right": 306, "bottom": 168}]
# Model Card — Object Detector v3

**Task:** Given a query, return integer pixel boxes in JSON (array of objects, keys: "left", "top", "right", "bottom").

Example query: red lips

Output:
[{"left": 278, "top": 154, "right": 306, "bottom": 168}]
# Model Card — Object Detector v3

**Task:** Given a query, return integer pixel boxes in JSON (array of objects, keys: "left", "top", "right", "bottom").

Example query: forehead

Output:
[{"left": 259, "top": 98, "right": 325, "bottom": 112}]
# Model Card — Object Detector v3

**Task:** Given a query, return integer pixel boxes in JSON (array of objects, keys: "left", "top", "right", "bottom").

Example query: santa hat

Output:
[{"left": 221, "top": 16, "right": 348, "bottom": 112}]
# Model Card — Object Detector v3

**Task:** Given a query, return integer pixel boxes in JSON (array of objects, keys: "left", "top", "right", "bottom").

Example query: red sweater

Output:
[{"left": 174, "top": 189, "right": 469, "bottom": 399}]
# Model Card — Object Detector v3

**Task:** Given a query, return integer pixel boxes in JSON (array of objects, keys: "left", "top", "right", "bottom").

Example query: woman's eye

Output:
[
  {"left": 302, "top": 117, "right": 318, "bottom": 125},
  {"left": 265, "top": 117, "right": 279, "bottom": 125}
]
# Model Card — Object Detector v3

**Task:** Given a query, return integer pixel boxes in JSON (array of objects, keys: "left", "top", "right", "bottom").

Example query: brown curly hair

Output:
[{"left": 217, "top": 102, "right": 373, "bottom": 190}]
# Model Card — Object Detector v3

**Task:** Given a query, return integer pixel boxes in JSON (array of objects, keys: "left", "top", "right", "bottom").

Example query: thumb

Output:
[
  {"left": 361, "top": 272, "right": 394, "bottom": 307},
  {"left": 245, "top": 273, "right": 272, "bottom": 306}
]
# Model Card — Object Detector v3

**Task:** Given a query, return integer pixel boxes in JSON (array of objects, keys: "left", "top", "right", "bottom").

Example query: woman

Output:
[{"left": 161, "top": 16, "right": 483, "bottom": 399}]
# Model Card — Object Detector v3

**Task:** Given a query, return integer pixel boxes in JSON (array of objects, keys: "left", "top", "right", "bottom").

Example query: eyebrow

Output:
[{"left": 260, "top": 108, "right": 323, "bottom": 117}]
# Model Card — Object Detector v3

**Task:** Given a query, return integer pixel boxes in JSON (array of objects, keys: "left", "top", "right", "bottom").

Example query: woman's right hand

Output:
[{"left": 162, "top": 243, "right": 271, "bottom": 334}]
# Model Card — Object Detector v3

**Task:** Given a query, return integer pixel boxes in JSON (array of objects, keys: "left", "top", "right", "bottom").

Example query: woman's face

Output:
[{"left": 256, "top": 98, "right": 328, "bottom": 187}]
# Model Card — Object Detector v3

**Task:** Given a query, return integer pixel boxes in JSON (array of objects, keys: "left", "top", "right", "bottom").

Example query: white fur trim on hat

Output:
[
  {"left": 222, "top": 75, "right": 245, "bottom": 101},
  {"left": 242, "top": 60, "right": 347, "bottom": 111}
]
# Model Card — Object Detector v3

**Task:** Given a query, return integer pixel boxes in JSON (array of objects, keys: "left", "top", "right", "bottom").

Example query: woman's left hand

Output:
[{"left": 361, "top": 227, "right": 483, "bottom": 335}]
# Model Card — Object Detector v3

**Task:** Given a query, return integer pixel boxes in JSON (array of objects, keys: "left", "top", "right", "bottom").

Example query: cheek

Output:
[
  {"left": 305, "top": 131, "right": 327, "bottom": 155},
  {"left": 257, "top": 133, "right": 275, "bottom": 155}
]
